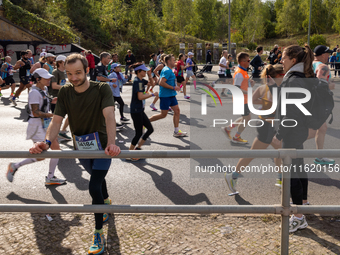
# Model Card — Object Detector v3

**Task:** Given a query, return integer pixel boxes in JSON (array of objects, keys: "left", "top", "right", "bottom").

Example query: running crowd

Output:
[
  {"left": 1, "top": 48, "right": 196, "bottom": 255},
  {"left": 0, "top": 43, "right": 336, "bottom": 253}
]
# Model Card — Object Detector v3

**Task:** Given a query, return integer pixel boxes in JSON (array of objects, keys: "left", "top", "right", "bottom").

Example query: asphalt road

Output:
[{"left": 1, "top": 68, "right": 339, "bottom": 207}]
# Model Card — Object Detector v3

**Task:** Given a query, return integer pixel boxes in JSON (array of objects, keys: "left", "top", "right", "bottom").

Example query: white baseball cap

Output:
[
  {"left": 56, "top": 55, "right": 66, "bottom": 62},
  {"left": 33, "top": 68, "right": 54, "bottom": 79},
  {"left": 188, "top": 52, "right": 194, "bottom": 56},
  {"left": 40, "top": 52, "right": 47, "bottom": 58},
  {"left": 46, "top": 53, "right": 56, "bottom": 58}
]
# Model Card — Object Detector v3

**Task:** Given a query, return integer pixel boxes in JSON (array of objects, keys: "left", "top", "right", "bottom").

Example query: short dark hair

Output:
[
  {"left": 256, "top": 46, "right": 263, "bottom": 53},
  {"left": 100, "top": 52, "right": 110, "bottom": 61},
  {"left": 65, "top": 53, "right": 88, "bottom": 72},
  {"left": 164, "top": 54, "right": 174, "bottom": 64},
  {"left": 237, "top": 52, "right": 249, "bottom": 63},
  {"left": 21, "top": 51, "right": 28, "bottom": 56}
]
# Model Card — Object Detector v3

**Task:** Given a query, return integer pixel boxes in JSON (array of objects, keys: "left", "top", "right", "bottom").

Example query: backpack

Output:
[
  {"left": 287, "top": 72, "right": 334, "bottom": 130},
  {"left": 25, "top": 87, "right": 51, "bottom": 121}
]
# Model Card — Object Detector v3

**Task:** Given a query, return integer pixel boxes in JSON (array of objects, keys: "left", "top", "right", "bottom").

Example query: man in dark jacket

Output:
[
  {"left": 205, "top": 43, "right": 212, "bottom": 72},
  {"left": 250, "top": 46, "right": 266, "bottom": 80},
  {"left": 124, "top": 50, "right": 136, "bottom": 81}
]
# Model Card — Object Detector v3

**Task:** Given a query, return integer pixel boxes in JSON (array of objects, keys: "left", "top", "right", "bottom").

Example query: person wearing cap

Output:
[
  {"left": 129, "top": 63, "right": 157, "bottom": 158},
  {"left": 49, "top": 55, "right": 72, "bottom": 141},
  {"left": 0, "top": 56, "right": 16, "bottom": 98},
  {"left": 124, "top": 50, "right": 136, "bottom": 81},
  {"left": 149, "top": 54, "right": 188, "bottom": 137},
  {"left": 7, "top": 68, "right": 66, "bottom": 186},
  {"left": 108, "top": 63, "right": 129, "bottom": 123},
  {"left": 307, "top": 45, "right": 335, "bottom": 165},
  {"left": 29, "top": 53, "right": 121, "bottom": 255},
  {"left": 184, "top": 52, "right": 195, "bottom": 99},
  {"left": 11, "top": 51, "right": 32, "bottom": 106},
  {"left": 45, "top": 53, "right": 56, "bottom": 74}
]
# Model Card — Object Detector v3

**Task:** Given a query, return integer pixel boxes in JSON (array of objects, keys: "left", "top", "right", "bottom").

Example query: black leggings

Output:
[
  {"left": 114, "top": 96, "right": 125, "bottom": 119},
  {"left": 89, "top": 170, "right": 109, "bottom": 230},
  {"left": 131, "top": 111, "right": 154, "bottom": 146},
  {"left": 282, "top": 141, "right": 308, "bottom": 205}
]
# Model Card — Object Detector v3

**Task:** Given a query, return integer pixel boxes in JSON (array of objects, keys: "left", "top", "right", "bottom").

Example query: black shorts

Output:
[
  {"left": 242, "top": 104, "right": 250, "bottom": 116},
  {"left": 176, "top": 76, "right": 185, "bottom": 83},
  {"left": 20, "top": 76, "right": 30, "bottom": 85},
  {"left": 4, "top": 76, "right": 15, "bottom": 85},
  {"left": 256, "top": 120, "right": 276, "bottom": 144}
]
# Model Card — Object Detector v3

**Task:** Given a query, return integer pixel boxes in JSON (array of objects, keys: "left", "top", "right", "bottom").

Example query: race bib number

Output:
[
  {"left": 73, "top": 132, "right": 103, "bottom": 151},
  {"left": 60, "top": 79, "right": 66, "bottom": 86},
  {"left": 26, "top": 70, "right": 30, "bottom": 77},
  {"left": 42, "top": 118, "right": 51, "bottom": 130}
]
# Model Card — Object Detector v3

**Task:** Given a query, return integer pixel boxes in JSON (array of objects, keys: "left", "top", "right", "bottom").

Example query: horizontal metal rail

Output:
[
  {"left": 0, "top": 204, "right": 339, "bottom": 214},
  {"left": 1, "top": 149, "right": 340, "bottom": 159}
]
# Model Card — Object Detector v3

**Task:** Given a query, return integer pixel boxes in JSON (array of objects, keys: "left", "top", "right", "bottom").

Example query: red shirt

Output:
[
  {"left": 175, "top": 60, "right": 185, "bottom": 77},
  {"left": 86, "top": 54, "right": 95, "bottom": 69}
]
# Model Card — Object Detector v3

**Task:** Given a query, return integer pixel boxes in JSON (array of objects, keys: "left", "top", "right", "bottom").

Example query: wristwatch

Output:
[
  {"left": 109, "top": 79, "right": 113, "bottom": 82},
  {"left": 44, "top": 139, "right": 51, "bottom": 149}
]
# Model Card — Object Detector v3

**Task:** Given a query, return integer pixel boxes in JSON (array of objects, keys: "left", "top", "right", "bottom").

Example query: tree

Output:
[{"left": 276, "top": 0, "right": 304, "bottom": 36}]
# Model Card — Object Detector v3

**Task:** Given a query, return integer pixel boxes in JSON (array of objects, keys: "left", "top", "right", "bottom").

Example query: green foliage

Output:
[
  {"left": 3, "top": 0, "right": 77, "bottom": 44},
  {"left": 297, "top": 34, "right": 328, "bottom": 50},
  {"left": 113, "top": 42, "right": 132, "bottom": 63},
  {"left": 247, "top": 42, "right": 258, "bottom": 51}
]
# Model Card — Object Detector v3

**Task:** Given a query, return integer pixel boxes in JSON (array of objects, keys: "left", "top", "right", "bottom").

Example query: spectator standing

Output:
[
  {"left": 125, "top": 50, "right": 136, "bottom": 81},
  {"left": 86, "top": 50, "right": 96, "bottom": 81},
  {"left": 206, "top": 43, "right": 212, "bottom": 72}
]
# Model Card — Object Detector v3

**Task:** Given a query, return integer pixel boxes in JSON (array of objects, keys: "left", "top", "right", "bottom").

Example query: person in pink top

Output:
[{"left": 86, "top": 50, "right": 96, "bottom": 81}]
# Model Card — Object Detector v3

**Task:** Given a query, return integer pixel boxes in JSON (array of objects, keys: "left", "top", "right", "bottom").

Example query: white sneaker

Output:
[
  {"left": 225, "top": 173, "right": 238, "bottom": 194},
  {"left": 173, "top": 130, "right": 187, "bottom": 137},
  {"left": 45, "top": 176, "right": 67, "bottom": 185},
  {"left": 289, "top": 215, "right": 308, "bottom": 233}
]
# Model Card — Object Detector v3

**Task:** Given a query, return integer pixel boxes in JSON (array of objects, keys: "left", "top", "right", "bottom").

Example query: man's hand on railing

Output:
[
  {"left": 29, "top": 142, "right": 49, "bottom": 154},
  {"left": 105, "top": 144, "right": 121, "bottom": 157}
]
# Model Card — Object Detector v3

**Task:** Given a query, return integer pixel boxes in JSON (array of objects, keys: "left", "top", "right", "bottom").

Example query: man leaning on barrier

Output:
[{"left": 29, "top": 53, "right": 121, "bottom": 255}]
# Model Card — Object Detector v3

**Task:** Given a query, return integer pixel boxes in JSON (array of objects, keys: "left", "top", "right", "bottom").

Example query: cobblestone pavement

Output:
[{"left": 0, "top": 213, "right": 339, "bottom": 254}]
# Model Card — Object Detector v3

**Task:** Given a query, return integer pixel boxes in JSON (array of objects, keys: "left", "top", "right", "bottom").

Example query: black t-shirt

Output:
[
  {"left": 19, "top": 59, "right": 31, "bottom": 77},
  {"left": 94, "top": 62, "right": 108, "bottom": 81},
  {"left": 130, "top": 77, "right": 148, "bottom": 114}
]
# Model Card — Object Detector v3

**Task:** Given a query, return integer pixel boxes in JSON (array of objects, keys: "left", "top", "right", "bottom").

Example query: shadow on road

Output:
[
  {"left": 57, "top": 158, "right": 89, "bottom": 191},
  {"left": 135, "top": 161, "right": 212, "bottom": 205},
  {"left": 6, "top": 192, "right": 81, "bottom": 255}
]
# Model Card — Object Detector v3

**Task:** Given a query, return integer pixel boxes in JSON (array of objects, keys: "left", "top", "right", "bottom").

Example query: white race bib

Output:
[{"left": 73, "top": 132, "right": 103, "bottom": 151}]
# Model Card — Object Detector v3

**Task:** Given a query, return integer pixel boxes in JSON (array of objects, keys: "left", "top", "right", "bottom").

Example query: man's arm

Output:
[
  {"left": 102, "top": 106, "right": 121, "bottom": 157},
  {"left": 1, "top": 63, "right": 8, "bottom": 73},
  {"left": 159, "top": 77, "right": 180, "bottom": 91},
  {"left": 51, "top": 82, "right": 63, "bottom": 90},
  {"left": 13, "top": 60, "right": 24, "bottom": 70}
]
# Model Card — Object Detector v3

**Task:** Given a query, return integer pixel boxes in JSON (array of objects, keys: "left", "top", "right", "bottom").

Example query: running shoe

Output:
[
  {"left": 103, "top": 198, "right": 112, "bottom": 223},
  {"left": 221, "top": 92, "right": 227, "bottom": 97},
  {"left": 9, "top": 97, "right": 17, "bottom": 106},
  {"left": 225, "top": 173, "right": 238, "bottom": 194},
  {"left": 232, "top": 136, "right": 248, "bottom": 144},
  {"left": 116, "top": 123, "right": 124, "bottom": 131},
  {"left": 221, "top": 127, "right": 232, "bottom": 140},
  {"left": 303, "top": 202, "right": 310, "bottom": 205},
  {"left": 314, "top": 158, "right": 335, "bottom": 165},
  {"left": 150, "top": 104, "right": 157, "bottom": 111},
  {"left": 58, "top": 131, "right": 72, "bottom": 141},
  {"left": 289, "top": 215, "right": 308, "bottom": 233},
  {"left": 88, "top": 232, "right": 105, "bottom": 255},
  {"left": 168, "top": 107, "right": 172, "bottom": 112},
  {"left": 120, "top": 117, "right": 130, "bottom": 123},
  {"left": 45, "top": 176, "right": 67, "bottom": 185},
  {"left": 173, "top": 130, "right": 188, "bottom": 137},
  {"left": 227, "top": 90, "right": 232, "bottom": 95},
  {"left": 6, "top": 163, "right": 17, "bottom": 182},
  {"left": 275, "top": 179, "right": 282, "bottom": 188},
  {"left": 184, "top": 95, "right": 190, "bottom": 99}
]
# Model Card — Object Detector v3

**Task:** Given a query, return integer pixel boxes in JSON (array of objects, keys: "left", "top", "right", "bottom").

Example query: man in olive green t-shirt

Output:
[{"left": 29, "top": 53, "right": 121, "bottom": 255}]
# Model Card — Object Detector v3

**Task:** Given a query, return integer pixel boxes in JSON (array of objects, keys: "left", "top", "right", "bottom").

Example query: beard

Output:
[{"left": 70, "top": 75, "right": 87, "bottom": 88}]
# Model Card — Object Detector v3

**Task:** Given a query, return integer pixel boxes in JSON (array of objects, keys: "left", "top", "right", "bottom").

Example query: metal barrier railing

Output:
[{"left": 1, "top": 149, "right": 340, "bottom": 255}]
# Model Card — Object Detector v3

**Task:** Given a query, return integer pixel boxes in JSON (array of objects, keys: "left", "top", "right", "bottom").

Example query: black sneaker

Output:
[{"left": 120, "top": 117, "right": 130, "bottom": 123}]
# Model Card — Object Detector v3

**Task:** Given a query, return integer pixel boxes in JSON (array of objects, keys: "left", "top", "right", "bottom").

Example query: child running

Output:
[{"left": 129, "top": 63, "right": 158, "bottom": 160}]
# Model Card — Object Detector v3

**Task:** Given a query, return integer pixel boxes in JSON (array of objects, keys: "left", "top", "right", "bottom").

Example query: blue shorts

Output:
[
  {"left": 79, "top": 158, "right": 111, "bottom": 172},
  {"left": 160, "top": 96, "right": 178, "bottom": 110}
]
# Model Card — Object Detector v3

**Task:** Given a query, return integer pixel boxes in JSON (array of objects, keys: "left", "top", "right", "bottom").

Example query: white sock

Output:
[
  {"left": 14, "top": 158, "right": 37, "bottom": 169},
  {"left": 150, "top": 103, "right": 154, "bottom": 107},
  {"left": 47, "top": 158, "right": 59, "bottom": 179},
  {"left": 294, "top": 215, "right": 304, "bottom": 220},
  {"left": 174, "top": 127, "right": 179, "bottom": 133}
]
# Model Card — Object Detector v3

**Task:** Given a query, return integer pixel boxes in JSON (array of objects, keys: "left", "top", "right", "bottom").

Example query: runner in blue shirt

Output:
[{"left": 149, "top": 54, "right": 188, "bottom": 137}]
